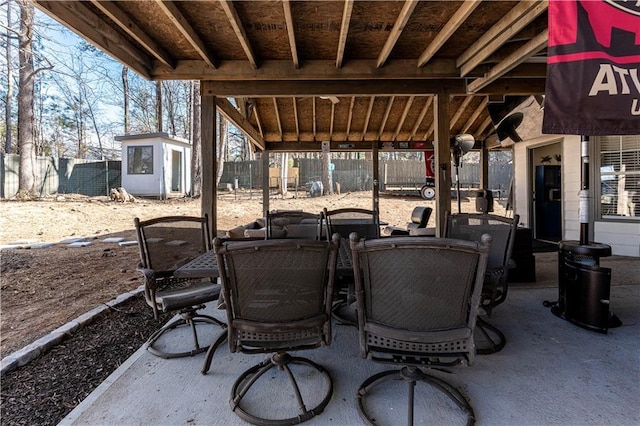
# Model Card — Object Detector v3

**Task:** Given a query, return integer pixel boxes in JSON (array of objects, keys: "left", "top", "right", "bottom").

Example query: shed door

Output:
[{"left": 171, "top": 150, "right": 182, "bottom": 192}]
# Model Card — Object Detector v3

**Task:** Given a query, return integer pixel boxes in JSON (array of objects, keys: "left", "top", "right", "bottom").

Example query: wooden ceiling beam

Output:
[
  {"left": 215, "top": 97, "right": 265, "bottom": 151},
  {"left": 220, "top": 0, "right": 258, "bottom": 69},
  {"left": 467, "top": 30, "right": 548, "bottom": 93},
  {"left": 377, "top": 96, "right": 395, "bottom": 140},
  {"left": 292, "top": 97, "right": 300, "bottom": 138},
  {"left": 392, "top": 96, "right": 414, "bottom": 141},
  {"left": 409, "top": 97, "right": 432, "bottom": 141},
  {"left": 273, "top": 98, "right": 283, "bottom": 138},
  {"left": 461, "top": 97, "right": 488, "bottom": 134},
  {"left": 330, "top": 103, "right": 336, "bottom": 141},
  {"left": 156, "top": 58, "right": 466, "bottom": 80},
  {"left": 457, "top": 0, "right": 547, "bottom": 77},
  {"left": 417, "top": 0, "right": 481, "bottom": 68},
  {"left": 346, "top": 97, "right": 356, "bottom": 140},
  {"left": 253, "top": 102, "right": 264, "bottom": 138},
  {"left": 377, "top": 0, "right": 418, "bottom": 68},
  {"left": 202, "top": 78, "right": 544, "bottom": 97},
  {"left": 35, "top": 0, "right": 152, "bottom": 77},
  {"left": 282, "top": 0, "right": 299, "bottom": 69},
  {"left": 336, "top": 0, "right": 354, "bottom": 69},
  {"left": 90, "top": 1, "right": 175, "bottom": 69},
  {"left": 202, "top": 79, "right": 468, "bottom": 97},
  {"left": 361, "top": 96, "right": 376, "bottom": 142},
  {"left": 156, "top": 0, "right": 216, "bottom": 68},
  {"left": 449, "top": 96, "right": 474, "bottom": 130},
  {"left": 313, "top": 97, "right": 317, "bottom": 141}
]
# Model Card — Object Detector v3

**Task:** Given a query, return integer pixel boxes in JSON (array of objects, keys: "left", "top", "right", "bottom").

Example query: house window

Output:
[
  {"left": 598, "top": 136, "right": 640, "bottom": 219},
  {"left": 127, "top": 146, "right": 153, "bottom": 174}
]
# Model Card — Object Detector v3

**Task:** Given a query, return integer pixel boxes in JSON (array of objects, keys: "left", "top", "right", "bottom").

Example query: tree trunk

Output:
[
  {"left": 17, "top": 0, "right": 36, "bottom": 196},
  {"left": 122, "top": 66, "right": 130, "bottom": 134},
  {"left": 191, "top": 80, "right": 201, "bottom": 197},
  {"left": 155, "top": 81, "right": 162, "bottom": 132},
  {"left": 4, "top": 0, "right": 14, "bottom": 154},
  {"left": 216, "top": 112, "right": 227, "bottom": 187}
]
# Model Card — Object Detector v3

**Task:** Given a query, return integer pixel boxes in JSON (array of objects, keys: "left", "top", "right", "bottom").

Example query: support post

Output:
[
  {"left": 372, "top": 141, "right": 379, "bottom": 213},
  {"left": 433, "top": 94, "right": 451, "bottom": 236},
  {"left": 201, "top": 93, "right": 217, "bottom": 234},
  {"left": 262, "top": 151, "right": 270, "bottom": 218}
]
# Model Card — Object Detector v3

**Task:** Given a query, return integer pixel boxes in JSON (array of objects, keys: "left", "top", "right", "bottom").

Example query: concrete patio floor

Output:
[{"left": 61, "top": 253, "right": 640, "bottom": 425}]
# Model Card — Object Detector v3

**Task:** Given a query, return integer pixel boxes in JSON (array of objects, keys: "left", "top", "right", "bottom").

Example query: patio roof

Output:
[{"left": 35, "top": 0, "right": 548, "bottom": 152}]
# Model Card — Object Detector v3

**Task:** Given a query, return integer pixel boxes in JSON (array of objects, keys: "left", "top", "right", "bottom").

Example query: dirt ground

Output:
[{"left": 0, "top": 191, "right": 502, "bottom": 358}]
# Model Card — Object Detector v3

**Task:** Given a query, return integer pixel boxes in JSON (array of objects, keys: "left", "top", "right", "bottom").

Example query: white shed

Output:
[{"left": 116, "top": 133, "right": 192, "bottom": 198}]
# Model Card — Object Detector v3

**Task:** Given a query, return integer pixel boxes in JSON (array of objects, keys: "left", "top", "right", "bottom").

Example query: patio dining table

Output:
[{"left": 174, "top": 239, "right": 355, "bottom": 280}]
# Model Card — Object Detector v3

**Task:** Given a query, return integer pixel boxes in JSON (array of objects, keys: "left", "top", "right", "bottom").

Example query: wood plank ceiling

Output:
[{"left": 36, "top": 0, "right": 549, "bottom": 152}]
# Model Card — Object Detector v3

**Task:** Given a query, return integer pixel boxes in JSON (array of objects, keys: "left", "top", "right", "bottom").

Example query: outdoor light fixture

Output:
[{"left": 450, "top": 134, "right": 475, "bottom": 213}]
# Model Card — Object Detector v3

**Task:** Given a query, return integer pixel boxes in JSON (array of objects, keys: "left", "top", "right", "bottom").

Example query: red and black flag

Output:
[{"left": 542, "top": 0, "right": 640, "bottom": 135}]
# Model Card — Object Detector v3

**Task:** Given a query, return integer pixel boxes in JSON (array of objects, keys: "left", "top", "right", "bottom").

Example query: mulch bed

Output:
[{"left": 0, "top": 295, "right": 171, "bottom": 426}]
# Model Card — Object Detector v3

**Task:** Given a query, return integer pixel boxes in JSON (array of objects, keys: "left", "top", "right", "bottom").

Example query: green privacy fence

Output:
[{"left": 0, "top": 154, "right": 121, "bottom": 199}]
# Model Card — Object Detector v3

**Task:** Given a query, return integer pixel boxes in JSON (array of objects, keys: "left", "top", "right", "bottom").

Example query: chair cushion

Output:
[
  {"left": 410, "top": 206, "right": 431, "bottom": 227},
  {"left": 157, "top": 281, "right": 220, "bottom": 311}
]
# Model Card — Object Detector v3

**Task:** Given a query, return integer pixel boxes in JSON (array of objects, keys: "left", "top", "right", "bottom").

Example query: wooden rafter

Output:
[
  {"left": 253, "top": 102, "right": 264, "bottom": 138},
  {"left": 312, "top": 97, "right": 317, "bottom": 141},
  {"left": 461, "top": 97, "right": 488, "bottom": 134},
  {"left": 282, "top": 0, "right": 299, "bottom": 69},
  {"left": 409, "top": 96, "right": 432, "bottom": 141},
  {"left": 329, "top": 103, "right": 336, "bottom": 141},
  {"left": 90, "top": 0, "right": 175, "bottom": 69},
  {"left": 377, "top": 96, "right": 395, "bottom": 140},
  {"left": 457, "top": 0, "right": 548, "bottom": 77},
  {"left": 336, "top": 0, "right": 354, "bottom": 69},
  {"left": 476, "top": 115, "right": 494, "bottom": 141},
  {"left": 273, "top": 98, "right": 283, "bottom": 139},
  {"left": 450, "top": 96, "right": 474, "bottom": 130},
  {"left": 417, "top": 0, "right": 480, "bottom": 68},
  {"left": 36, "top": 0, "right": 151, "bottom": 77},
  {"left": 361, "top": 96, "right": 376, "bottom": 141},
  {"left": 156, "top": 0, "right": 216, "bottom": 68},
  {"left": 392, "top": 96, "right": 414, "bottom": 141},
  {"left": 220, "top": 0, "right": 257, "bottom": 69},
  {"left": 467, "top": 30, "right": 548, "bottom": 93},
  {"left": 216, "top": 97, "right": 265, "bottom": 150},
  {"left": 346, "top": 97, "right": 356, "bottom": 140},
  {"left": 377, "top": 0, "right": 418, "bottom": 68},
  {"left": 292, "top": 97, "right": 300, "bottom": 138}
]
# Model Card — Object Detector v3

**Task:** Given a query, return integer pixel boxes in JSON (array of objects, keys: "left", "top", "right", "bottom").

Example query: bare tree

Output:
[
  {"left": 122, "top": 66, "right": 129, "bottom": 134},
  {"left": 190, "top": 80, "right": 201, "bottom": 197},
  {"left": 17, "top": 0, "right": 37, "bottom": 195},
  {"left": 216, "top": 111, "right": 227, "bottom": 187},
  {"left": 155, "top": 80, "right": 162, "bottom": 132},
  {"left": 4, "top": 0, "right": 15, "bottom": 154}
]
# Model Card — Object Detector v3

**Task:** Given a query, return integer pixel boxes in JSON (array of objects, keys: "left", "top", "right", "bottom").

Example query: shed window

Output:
[
  {"left": 598, "top": 136, "right": 640, "bottom": 219},
  {"left": 128, "top": 146, "right": 153, "bottom": 174}
]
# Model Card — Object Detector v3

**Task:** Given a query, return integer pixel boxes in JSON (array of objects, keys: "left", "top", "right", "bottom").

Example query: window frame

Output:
[{"left": 127, "top": 145, "right": 154, "bottom": 175}]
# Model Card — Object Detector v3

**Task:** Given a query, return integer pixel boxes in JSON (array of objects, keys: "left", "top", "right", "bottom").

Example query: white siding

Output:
[
  {"left": 594, "top": 221, "right": 640, "bottom": 257},
  {"left": 561, "top": 136, "right": 581, "bottom": 241}
]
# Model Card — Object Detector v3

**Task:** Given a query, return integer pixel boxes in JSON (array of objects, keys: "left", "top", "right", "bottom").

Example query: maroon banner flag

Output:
[{"left": 542, "top": 0, "right": 640, "bottom": 135}]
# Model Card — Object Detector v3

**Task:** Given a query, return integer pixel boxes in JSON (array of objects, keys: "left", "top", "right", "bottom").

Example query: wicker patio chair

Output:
[
  {"left": 384, "top": 206, "right": 433, "bottom": 236},
  {"left": 203, "top": 234, "right": 341, "bottom": 425},
  {"left": 350, "top": 233, "right": 491, "bottom": 425},
  {"left": 266, "top": 210, "right": 322, "bottom": 240},
  {"left": 134, "top": 215, "right": 226, "bottom": 359},
  {"left": 321, "top": 208, "right": 380, "bottom": 325},
  {"left": 444, "top": 212, "right": 520, "bottom": 354}
]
